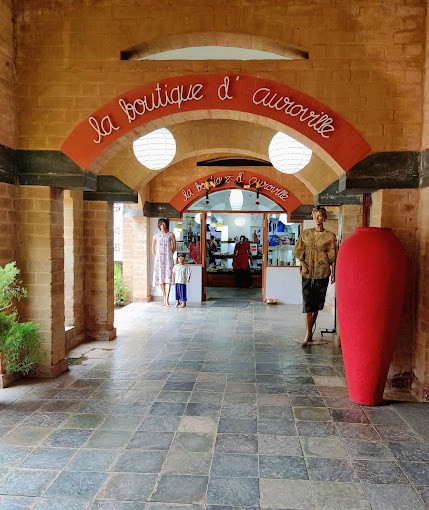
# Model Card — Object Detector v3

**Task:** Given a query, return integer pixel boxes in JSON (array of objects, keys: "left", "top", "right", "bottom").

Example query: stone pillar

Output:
[
  {"left": 413, "top": 187, "right": 429, "bottom": 400},
  {"left": 334, "top": 204, "right": 363, "bottom": 346},
  {"left": 338, "top": 204, "right": 363, "bottom": 242},
  {"left": 123, "top": 210, "right": 151, "bottom": 302},
  {"left": 370, "top": 189, "right": 419, "bottom": 392},
  {"left": 16, "top": 186, "right": 68, "bottom": 380},
  {"left": 83, "top": 201, "right": 116, "bottom": 341},
  {"left": 0, "top": 182, "right": 18, "bottom": 266},
  {"left": 63, "top": 190, "right": 86, "bottom": 350}
]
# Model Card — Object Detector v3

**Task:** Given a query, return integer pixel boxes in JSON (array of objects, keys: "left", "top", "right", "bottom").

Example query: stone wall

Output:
[
  {"left": 0, "top": 0, "right": 16, "bottom": 149},
  {"left": 414, "top": 187, "right": 429, "bottom": 399},
  {"left": 0, "top": 182, "right": 18, "bottom": 265},
  {"left": 13, "top": 1, "right": 424, "bottom": 155},
  {"left": 370, "top": 189, "right": 420, "bottom": 390}
]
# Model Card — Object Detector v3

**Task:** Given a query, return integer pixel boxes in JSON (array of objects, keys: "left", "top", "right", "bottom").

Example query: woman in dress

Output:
[
  {"left": 293, "top": 206, "right": 337, "bottom": 346},
  {"left": 152, "top": 218, "right": 176, "bottom": 306},
  {"left": 232, "top": 235, "right": 253, "bottom": 288}
]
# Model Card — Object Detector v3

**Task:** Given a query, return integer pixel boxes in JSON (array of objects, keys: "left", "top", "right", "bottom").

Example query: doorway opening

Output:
[{"left": 205, "top": 212, "right": 263, "bottom": 302}]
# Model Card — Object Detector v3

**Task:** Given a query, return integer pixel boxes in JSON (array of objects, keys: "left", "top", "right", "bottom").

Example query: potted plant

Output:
[
  {"left": 0, "top": 262, "right": 47, "bottom": 377},
  {"left": 114, "top": 262, "right": 128, "bottom": 307}
]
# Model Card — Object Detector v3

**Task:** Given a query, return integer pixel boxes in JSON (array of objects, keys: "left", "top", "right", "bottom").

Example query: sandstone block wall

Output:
[
  {"left": 0, "top": 183, "right": 18, "bottom": 266},
  {"left": 0, "top": 0, "right": 16, "bottom": 149},
  {"left": 13, "top": 1, "right": 425, "bottom": 156}
]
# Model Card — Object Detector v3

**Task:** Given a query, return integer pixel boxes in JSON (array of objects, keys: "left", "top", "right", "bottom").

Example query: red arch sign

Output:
[
  {"left": 61, "top": 74, "right": 371, "bottom": 171},
  {"left": 170, "top": 170, "right": 302, "bottom": 213}
]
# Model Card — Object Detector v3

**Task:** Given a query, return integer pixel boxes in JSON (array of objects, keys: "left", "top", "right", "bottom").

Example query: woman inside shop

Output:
[{"left": 233, "top": 235, "right": 253, "bottom": 288}]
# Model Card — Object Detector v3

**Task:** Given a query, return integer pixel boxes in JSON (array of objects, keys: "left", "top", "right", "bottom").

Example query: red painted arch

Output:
[
  {"left": 61, "top": 73, "right": 371, "bottom": 171},
  {"left": 170, "top": 170, "right": 302, "bottom": 213}
]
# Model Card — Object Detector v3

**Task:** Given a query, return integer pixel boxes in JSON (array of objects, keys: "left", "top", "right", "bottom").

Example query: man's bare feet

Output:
[{"left": 301, "top": 336, "right": 312, "bottom": 347}]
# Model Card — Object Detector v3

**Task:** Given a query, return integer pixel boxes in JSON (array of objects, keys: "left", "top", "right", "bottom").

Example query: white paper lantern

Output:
[
  {"left": 194, "top": 213, "right": 201, "bottom": 224},
  {"left": 268, "top": 132, "right": 312, "bottom": 174},
  {"left": 133, "top": 128, "right": 176, "bottom": 170},
  {"left": 234, "top": 216, "right": 246, "bottom": 227},
  {"left": 229, "top": 189, "right": 243, "bottom": 210}
]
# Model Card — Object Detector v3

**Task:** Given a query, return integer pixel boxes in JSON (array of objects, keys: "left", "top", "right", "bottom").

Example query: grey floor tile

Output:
[
  {"left": 137, "top": 415, "right": 181, "bottom": 432},
  {"left": 33, "top": 497, "right": 91, "bottom": 509},
  {"left": 66, "top": 449, "right": 119, "bottom": 471},
  {"left": 43, "top": 471, "right": 108, "bottom": 499},
  {"left": 162, "top": 450, "right": 212, "bottom": 475},
  {"left": 43, "top": 429, "right": 92, "bottom": 448},
  {"left": 258, "top": 435, "right": 302, "bottom": 456},
  {"left": 353, "top": 460, "right": 409, "bottom": 484},
  {"left": 218, "top": 417, "right": 257, "bottom": 434},
  {"left": 259, "top": 454, "right": 308, "bottom": 479},
  {"left": 258, "top": 418, "right": 297, "bottom": 436},
  {"left": 97, "top": 472, "right": 157, "bottom": 501},
  {"left": 113, "top": 450, "right": 167, "bottom": 473},
  {"left": 388, "top": 441, "right": 429, "bottom": 461},
  {"left": 296, "top": 421, "right": 338, "bottom": 437},
  {"left": 312, "top": 481, "right": 370, "bottom": 510},
  {"left": 171, "top": 432, "right": 215, "bottom": 452},
  {"left": 306, "top": 457, "right": 358, "bottom": 482},
  {"left": 343, "top": 439, "right": 393, "bottom": 460},
  {"left": 85, "top": 430, "right": 134, "bottom": 449},
  {"left": 363, "top": 483, "right": 426, "bottom": 510},
  {"left": 19, "top": 447, "right": 77, "bottom": 469},
  {"left": 151, "top": 475, "right": 208, "bottom": 504},
  {"left": 207, "top": 476, "right": 259, "bottom": 506},
  {"left": 211, "top": 453, "right": 258, "bottom": 477},
  {"left": 127, "top": 431, "right": 174, "bottom": 450},
  {"left": 293, "top": 407, "right": 331, "bottom": 422},
  {"left": 259, "top": 478, "right": 313, "bottom": 509},
  {"left": 0, "top": 469, "right": 57, "bottom": 496},
  {"left": 185, "top": 403, "right": 221, "bottom": 417},
  {"left": 301, "top": 436, "right": 347, "bottom": 458},
  {"left": 399, "top": 461, "right": 429, "bottom": 485}
]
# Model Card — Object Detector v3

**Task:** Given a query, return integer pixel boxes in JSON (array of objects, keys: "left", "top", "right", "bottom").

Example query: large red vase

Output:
[{"left": 336, "top": 227, "right": 407, "bottom": 405}]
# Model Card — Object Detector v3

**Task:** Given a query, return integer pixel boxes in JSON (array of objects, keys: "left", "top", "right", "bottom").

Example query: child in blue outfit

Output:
[{"left": 172, "top": 253, "right": 192, "bottom": 308}]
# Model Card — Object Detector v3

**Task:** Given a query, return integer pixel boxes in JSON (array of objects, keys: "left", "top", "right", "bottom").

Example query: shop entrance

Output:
[{"left": 205, "top": 212, "right": 263, "bottom": 302}]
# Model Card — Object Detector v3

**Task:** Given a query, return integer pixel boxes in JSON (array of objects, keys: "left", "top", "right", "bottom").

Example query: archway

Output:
[{"left": 61, "top": 73, "right": 372, "bottom": 177}]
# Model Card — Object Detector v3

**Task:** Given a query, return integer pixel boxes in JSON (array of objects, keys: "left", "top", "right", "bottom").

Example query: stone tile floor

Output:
[{"left": 0, "top": 300, "right": 427, "bottom": 509}]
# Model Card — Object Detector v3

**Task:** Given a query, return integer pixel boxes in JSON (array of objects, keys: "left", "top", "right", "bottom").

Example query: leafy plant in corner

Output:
[
  {"left": 114, "top": 262, "right": 128, "bottom": 306},
  {"left": 0, "top": 262, "right": 47, "bottom": 376}
]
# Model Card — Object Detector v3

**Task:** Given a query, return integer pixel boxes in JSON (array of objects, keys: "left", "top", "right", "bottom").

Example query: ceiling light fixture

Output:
[
  {"left": 229, "top": 189, "right": 243, "bottom": 210},
  {"left": 268, "top": 132, "right": 312, "bottom": 174},
  {"left": 234, "top": 216, "right": 246, "bottom": 227},
  {"left": 133, "top": 128, "right": 176, "bottom": 170}
]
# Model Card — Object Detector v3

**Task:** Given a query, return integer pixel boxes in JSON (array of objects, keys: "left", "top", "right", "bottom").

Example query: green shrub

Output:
[
  {"left": 0, "top": 262, "right": 27, "bottom": 312},
  {"left": 0, "top": 262, "right": 47, "bottom": 376},
  {"left": 0, "top": 315, "right": 47, "bottom": 375},
  {"left": 114, "top": 262, "right": 128, "bottom": 306}
]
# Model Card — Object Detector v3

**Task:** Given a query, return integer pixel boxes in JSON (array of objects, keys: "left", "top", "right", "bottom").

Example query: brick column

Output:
[
  {"left": 338, "top": 204, "right": 363, "bottom": 242},
  {"left": 370, "top": 189, "right": 419, "bottom": 392},
  {"left": 123, "top": 212, "right": 151, "bottom": 302},
  {"left": 0, "top": 182, "right": 18, "bottom": 266},
  {"left": 413, "top": 187, "right": 429, "bottom": 400},
  {"left": 16, "top": 186, "right": 68, "bottom": 380},
  {"left": 83, "top": 201, "right": 116, "bottom": 341},
  {"left": 64, "top": 190, "right": 86, "bottom": 350}
]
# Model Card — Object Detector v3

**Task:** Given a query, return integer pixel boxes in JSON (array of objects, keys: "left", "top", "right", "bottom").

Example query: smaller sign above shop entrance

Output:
[{"left": 170, "top": 170, "right": 302, "bottom": 213}]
